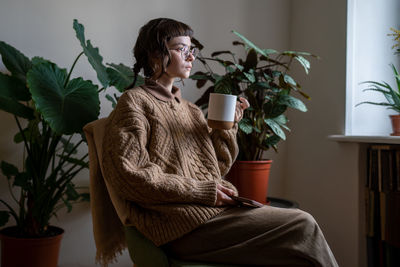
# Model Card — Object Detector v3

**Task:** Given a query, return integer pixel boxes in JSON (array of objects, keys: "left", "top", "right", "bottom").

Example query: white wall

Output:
[
  {"left": 0, "top": 1, "right": 291, "bottom": 266},
  {"left": 284, "top": 1, "right": 361, "bottom": 266}
]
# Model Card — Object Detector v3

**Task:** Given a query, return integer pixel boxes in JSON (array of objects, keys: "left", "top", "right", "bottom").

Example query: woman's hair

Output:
[{"left": 128, "top": 18, "right": 194, "bottom": 88}]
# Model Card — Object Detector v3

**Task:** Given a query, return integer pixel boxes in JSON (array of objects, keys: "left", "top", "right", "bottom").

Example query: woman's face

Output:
[{"left": 163, "top": 36, "right": 195, "bottom": 79}]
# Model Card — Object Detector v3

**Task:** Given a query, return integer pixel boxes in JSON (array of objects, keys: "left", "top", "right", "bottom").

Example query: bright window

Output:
[{"left": 346, "top": 0, "right": 400, "bottom": 135}]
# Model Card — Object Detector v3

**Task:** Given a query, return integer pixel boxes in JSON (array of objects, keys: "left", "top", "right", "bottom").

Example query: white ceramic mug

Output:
[{"left": 207, "top": 93, "right": 237, "bottom": 130}]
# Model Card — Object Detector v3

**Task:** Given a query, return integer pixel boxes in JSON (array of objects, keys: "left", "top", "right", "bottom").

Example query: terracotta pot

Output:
[
  {"left": 0, "top": 226, "right": 64, "bottom": 267},
  {"left": 390, "top": 115, "right": 400, "bottom": 136},
  {"left": 225, "top": 160, "right": 272, "bottom": 204}
]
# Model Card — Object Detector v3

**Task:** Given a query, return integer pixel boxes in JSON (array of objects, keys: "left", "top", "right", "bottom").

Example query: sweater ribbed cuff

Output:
[{"left": 192, "top": 180, "right": 218, "bottom": 206}]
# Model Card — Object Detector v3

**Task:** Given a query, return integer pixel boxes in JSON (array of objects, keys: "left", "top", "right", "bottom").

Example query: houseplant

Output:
[
  {"left": 0, "top": 19, "right": 139, "bottom": 267},
  {"left": 191, "top": 31, "right": 316, "bottom": 203},
  {"left": 357, "top": 27, "right": 400, "bottom": 136}
]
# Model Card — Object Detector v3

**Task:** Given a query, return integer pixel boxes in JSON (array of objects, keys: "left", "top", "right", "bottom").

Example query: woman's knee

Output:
[{"left": 292, "top": 209, "right": 319, "bottom": 236}]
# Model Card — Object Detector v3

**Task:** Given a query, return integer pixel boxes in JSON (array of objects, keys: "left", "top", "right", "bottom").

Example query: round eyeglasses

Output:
[{"left": 170, "top": 46, "right": 199, "bottom": 60}]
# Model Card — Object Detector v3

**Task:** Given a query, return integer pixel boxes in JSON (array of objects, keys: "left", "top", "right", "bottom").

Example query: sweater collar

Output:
[{"left": 142, "top": 79, "right": 182, "bottom": 103}]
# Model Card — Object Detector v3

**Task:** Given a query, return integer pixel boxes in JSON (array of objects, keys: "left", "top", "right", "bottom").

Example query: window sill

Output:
[{"left": 327, "top": 135, "right": 400, "bottom": 144}]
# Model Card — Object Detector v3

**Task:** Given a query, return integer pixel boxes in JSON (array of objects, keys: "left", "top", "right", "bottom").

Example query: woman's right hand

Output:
[{"left": 215, "top": 184, "right": 237, "bottom": 206}]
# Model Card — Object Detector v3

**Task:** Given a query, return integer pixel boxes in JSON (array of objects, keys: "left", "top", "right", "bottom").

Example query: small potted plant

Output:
[
  {"left": 0, "top": 19, "right": 138, "bottom": 267},
  {"left": 191, "top": 31, "right": 317, "bottom": 203},
  {"left": 357, "top": 27, "right": 400, "bottom": 136}
]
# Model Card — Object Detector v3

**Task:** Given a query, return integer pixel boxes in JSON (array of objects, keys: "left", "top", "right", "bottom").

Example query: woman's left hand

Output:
[{"left": 234, "top": 97, "right": 250, "bottom": 123}]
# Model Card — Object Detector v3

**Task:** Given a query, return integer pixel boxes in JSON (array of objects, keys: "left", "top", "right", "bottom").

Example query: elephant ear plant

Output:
[
  {"left": 0, "top": 19, "right": 140, "bottom": 237},
  {"left": 191, "top": 31, "right": 317, "bottom": 161}
]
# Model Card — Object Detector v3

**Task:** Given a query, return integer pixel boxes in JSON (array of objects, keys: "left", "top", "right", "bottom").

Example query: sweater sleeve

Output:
[
  {"left": 101, "top": 92, "right": 218, "bottom": 206},
  {"left": 209, "top": 104, "right": 243, "bottom": 177}
]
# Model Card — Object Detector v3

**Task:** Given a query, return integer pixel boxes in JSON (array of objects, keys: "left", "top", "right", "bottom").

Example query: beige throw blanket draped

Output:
[{"left": 83, "top": 118, "right": 127, "bottom": 266}]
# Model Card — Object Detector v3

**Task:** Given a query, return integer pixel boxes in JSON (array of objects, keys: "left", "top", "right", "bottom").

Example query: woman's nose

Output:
[{"left": 186, "top": 52, "right": 195, "bottom": 62}]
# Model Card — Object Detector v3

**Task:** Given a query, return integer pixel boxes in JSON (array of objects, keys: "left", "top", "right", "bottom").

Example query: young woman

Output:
[{"left": 101, "top": 18, "right": 338, "bottom": 266}]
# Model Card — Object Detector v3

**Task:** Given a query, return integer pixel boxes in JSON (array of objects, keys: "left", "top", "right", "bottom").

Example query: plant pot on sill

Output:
[
  {"left": 225, "top": 160, "right": 273, "bottom": 204},
  {"left": 0, "top": 226, "right": 64, "bottom": 267},
  {"left": 390, "top": 115, "right": 400, "bottom": 136}
]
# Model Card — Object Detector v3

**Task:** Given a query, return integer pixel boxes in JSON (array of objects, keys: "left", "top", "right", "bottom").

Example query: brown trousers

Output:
[{"left": 164, "top": 206, "right": 338, "bottom": 267}]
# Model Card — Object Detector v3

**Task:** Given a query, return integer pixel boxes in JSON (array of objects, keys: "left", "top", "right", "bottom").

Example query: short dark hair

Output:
[{"left": 129, "top": 18, "right": 193, "bottom": 88}]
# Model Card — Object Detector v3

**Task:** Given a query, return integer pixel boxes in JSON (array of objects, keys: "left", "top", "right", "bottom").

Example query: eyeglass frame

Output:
[{"left": 169, "top": 45, "right": 199, "bottom": 60}]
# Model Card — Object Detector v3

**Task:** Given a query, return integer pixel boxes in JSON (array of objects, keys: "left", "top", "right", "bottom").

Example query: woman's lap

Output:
[{"left": 164, "top": 206, "right": 337, "bottom": 267}]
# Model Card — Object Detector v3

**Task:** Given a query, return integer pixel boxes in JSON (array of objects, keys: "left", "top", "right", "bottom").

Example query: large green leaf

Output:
[
  {"left": 278, "top": 95, "right": 307, "bottom": 112},
  {"left": 243, "top": 49, "right": 258, "bottom": 70},
  {"left": 232, "top": 31, "right": 267, "bottom": 57},
  {"left": 243, "top": 72, "right": 256, "bottom": 83},
  {"left": 214, "top": 76, "right": 232, "bottom": 94},
  {"left": 263, "top": 134, "right": 281, "bottom": 147},
  {"left": 238, "top": 118, "right": 253, "bottom": 134},
  {"left": 265, "top": 118, "right": 286, "bottom": 140},
  {"left": 294, "top": 56, "right": 310, "bottom": 74},
  {"left": 105, "top": 94, "right": 117, "bottom": 108},
  {"left": 0, "top": 96, "right": 34, "bottom": 119},
  {"left": 0, "top": 72, "right": 31, "bottom": 101},
  {"left": 73, "top": 19, "right": 109, "bottom": 88},
  {"left": 263, "top": 102, "right": 287, "bottom": 117},
  {"left": 106, "top": 63, "right": 144, "bottom": 92},
  {"left": 0, "top": 161, "right": 19, "bottom": 179},
  {"left": 0, "top": 41, "right": 32, "bottom": 83},
  {"left": 13, "top": 172, "right": 30, "bottom": 190},
  {"left": 283, "top": 74, "right": 297, "bottom": 87},
  {"left": 27, "top": 62, "right": 100, "bottom": 134}
]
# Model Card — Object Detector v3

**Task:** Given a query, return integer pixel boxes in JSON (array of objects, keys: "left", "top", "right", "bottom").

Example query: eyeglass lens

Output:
[{"left": 182, "top": 47, "right": 198, "bottom": 59}]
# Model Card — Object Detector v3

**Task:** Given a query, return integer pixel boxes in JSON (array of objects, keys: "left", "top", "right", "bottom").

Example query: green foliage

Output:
[
  {"left": 357, "top": 64, "right": 400, "bottom": 113},
  {"left": 0, "top": 19, "right": 141, "bottom": 237},
  {"left": 106, "top": 63, "right": 144, "bottom": 92},
  {"left": 192, "top": 31, "right": 317, "bottom": 160},
  {"left": 73, "top": 19, "right": 109, "bottom": 88},
  {"left": 27, "top": 62, "right": 100, "bottom": 134}
]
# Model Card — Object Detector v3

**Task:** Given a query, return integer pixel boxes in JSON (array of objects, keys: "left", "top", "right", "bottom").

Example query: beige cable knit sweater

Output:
[{"left": 101, "top": 79, "right": 241, "bottom": 248}]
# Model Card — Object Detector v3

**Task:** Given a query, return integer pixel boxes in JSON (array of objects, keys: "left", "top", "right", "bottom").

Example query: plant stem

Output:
[
  {"left": 62, "top": 153, "right": 88, "bottom": 178},
  {"left": 14, "top": 116, "right": 32, "bottom": 159},
  {"left": 58, "top": 139, "right": 84, "bottom": 167},
  {"left": 6, "top": 173, "right": 19, "bottom": 204},
  {"left": 38, "top": 123, "right": 52, "bottom": 182},
  {"left": 283, "top": 57, "right": 293, "bottom": 76},
  {"left": 60, "top": 135, "right": 73, "bottom": 160},
  {"left": 64, "top": 51, "right": 84, "bottom": 88},
  {"left": 0, "top": 198, "right": 20, "bottom": 225}
]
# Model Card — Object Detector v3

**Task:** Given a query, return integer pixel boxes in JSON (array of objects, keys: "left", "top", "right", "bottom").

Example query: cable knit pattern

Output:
[{"left": 101, "top": 80, "right": 239, "bottom": 246}]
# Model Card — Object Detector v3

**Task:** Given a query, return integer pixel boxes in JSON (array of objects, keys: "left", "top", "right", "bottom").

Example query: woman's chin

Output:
[{"left": 180, "top": 73, "right": 191, "bottom": 79}]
